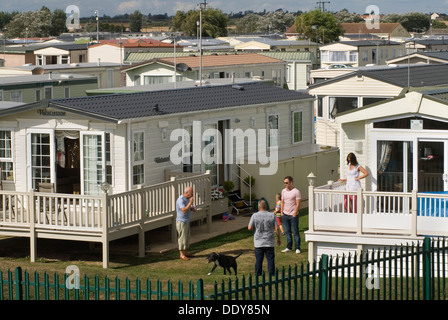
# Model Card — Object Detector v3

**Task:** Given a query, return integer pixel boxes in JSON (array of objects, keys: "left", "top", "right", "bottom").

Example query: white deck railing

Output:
[
  {"left": 107, "top": 171, "right": 211, "bottom": 230},
  {"left": 0, "top": 172, "right": 212, "bottom": 234},
  {"left": 0, "top": 191, "right": 105, "bottom": 232},
  {"left": 309, "top": 182, "right": 448, "bottom": 237}
]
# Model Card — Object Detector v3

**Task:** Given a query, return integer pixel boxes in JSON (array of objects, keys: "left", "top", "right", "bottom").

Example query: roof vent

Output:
[{"left": 232, "top": 84, "right": 244, "bottom": 90}]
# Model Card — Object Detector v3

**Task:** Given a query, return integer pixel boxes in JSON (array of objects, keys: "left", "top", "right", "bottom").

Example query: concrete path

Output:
[{"left": 145, "top": 212, "right": 252, "bottom": 254}]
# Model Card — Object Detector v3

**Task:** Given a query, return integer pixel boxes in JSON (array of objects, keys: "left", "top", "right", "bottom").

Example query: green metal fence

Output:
[{"left": 1, "top": 237, "right": 447, "bottom": 300}]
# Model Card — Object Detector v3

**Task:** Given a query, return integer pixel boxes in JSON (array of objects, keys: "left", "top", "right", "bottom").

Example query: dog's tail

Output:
[{"left": 235, "top": 250, "right": 243, "bottom": 259}]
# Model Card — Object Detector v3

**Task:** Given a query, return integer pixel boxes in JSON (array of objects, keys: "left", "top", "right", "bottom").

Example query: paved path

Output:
[{"left": 146, "top": 213, "right": 252, "bottom": 254}]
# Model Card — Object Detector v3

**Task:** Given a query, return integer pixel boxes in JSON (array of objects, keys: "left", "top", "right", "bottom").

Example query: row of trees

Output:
[
  {"left": 1, "top": 7, "right": 67, "bottom": 38},
  {"left": 0, "top": 7, "right": 444, "bottom": 40}
]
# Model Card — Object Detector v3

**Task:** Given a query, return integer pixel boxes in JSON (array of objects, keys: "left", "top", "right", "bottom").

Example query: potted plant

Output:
[
  {"left": 243, "top": 175, "right": 256, "bottom": 205},
  {"left": 222, "top": 180, "right": 235, "bottom": 214},
  {"left": 210, "top": 186, "right": 228, "bottom": 215}
]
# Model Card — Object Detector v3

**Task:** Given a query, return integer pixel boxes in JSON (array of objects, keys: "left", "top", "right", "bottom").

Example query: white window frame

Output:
[
  {"left": 292, "top": 110, "right": 303, "bottom": 144},
  {"left": 267, "top": 114, "right": 279, "bottom": 148},
  {"left": 61, "top": 55, "right": 70, "bottom": 64},
  {"left": 10, "top": 91, "right": 22, "bottom": 102},
  {"left": 80, "top": 131, "right": 106, "bottom": 195},
  {"left": 44, "top": 86, "right": 53, "bottom": 100},
  {"left": 35, "top": 89, "right": 41, "bottom": 102},
  {"left": 36, "top": 55, "right": 43, "bottom": 66},
  {"left": 181, "top": 124, "right": 194, "bottom": 173},
  {"left": 132, "top": 130, "right": 145, "bottom": 186},
  {"left": 27, "top": 129, "right": 55, "bottom": 191},
  {"left": 0, "top": 129, "right": 14, "bottom": 182},
  {"left": 316, "top": 96, "right": 324, "bottom": 119},
  {"left": 328, "top": 96, "right": 359, "bottom": 120},
  {"left": 105, "top": 132, "right": 114, "bottom": 187}
]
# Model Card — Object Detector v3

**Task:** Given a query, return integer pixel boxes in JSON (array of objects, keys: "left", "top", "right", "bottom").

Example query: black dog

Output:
[{"left": 206, "top": 251, "right": 242, "bottom": 275}]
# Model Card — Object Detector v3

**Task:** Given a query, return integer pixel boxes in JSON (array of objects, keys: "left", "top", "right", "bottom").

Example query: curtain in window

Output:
[
  {"left": 329, "top": 97, "right": 337, "bottom": 119},
  {"left": 268, "top": 115, "right": 279, "bottom": 147},
  {"left": 378, "top": 141, "right": 392, "bottom": 174},
  {"left": 330, "top": 51, "right": 348, "bottom": 62},
  {"left": 83, "top": 134, "right": 102, "bottom": 195}
]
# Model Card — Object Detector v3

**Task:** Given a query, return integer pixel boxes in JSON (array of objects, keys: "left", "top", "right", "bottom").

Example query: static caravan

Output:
[{"left": 0, "top": 81, "right": 336, "bottom": 201}]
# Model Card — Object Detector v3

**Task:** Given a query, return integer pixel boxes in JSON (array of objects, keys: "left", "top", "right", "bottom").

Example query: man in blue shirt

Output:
[
  {"left": 176, "top": 186, "right": 196, "bottom": 260},
  {"left": 248, "top": 200, "right": 281, "bottom": 276}
]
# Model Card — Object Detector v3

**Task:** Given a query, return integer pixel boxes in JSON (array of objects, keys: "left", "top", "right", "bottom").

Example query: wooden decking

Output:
[
  {"left": 306, "top": 181, "right": 448, "bottom": 264},
  {"left": 0, "top": 172, "right": 215, "bottom": 268},
  {"left": 309, "top": 181, "right": 448, "bottom": 237}
]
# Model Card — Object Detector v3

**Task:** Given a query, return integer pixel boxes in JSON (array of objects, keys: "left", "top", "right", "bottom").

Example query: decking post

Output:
[
  {"left": 138, "top": 187, "right": 146, "bottom": 258},
  {"left": 308, "top": 185, "right": 314, "bottom": 232},
  {"left": 356, "top": 188, "right": 363, "bottom": 235},
  {"left": 171, "top": 177, "right": 178, "bottom": 243},
  {"left": 102, "top": 192, "right": 109, "bottom": 268},
  {"left": 29, "top": 190, "right": 36, "bottom": 263},
  {"left": 205, "top": 170, "right": 212, "bottom": 233},
  {"left": 411, "top": 190, "right": 418, "bottom": 237}
]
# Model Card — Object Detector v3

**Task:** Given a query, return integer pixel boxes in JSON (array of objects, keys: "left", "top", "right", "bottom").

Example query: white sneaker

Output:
[
  {"left": 281, "top": 248, "right": 291, "bottom": 253},
  {"left": 296, "top": 249, "right": 301, "bottom": 254}
]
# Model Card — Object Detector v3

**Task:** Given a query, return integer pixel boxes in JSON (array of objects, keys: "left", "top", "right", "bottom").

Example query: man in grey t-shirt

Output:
[{"left": 248, "top": 200, "right": 281, "bottom": 276}]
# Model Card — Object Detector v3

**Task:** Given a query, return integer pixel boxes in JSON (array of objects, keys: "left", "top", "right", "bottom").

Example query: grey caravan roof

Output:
[
  {"left": 43, "top": 82, "right": 314, "bottom": 123},
  {"left": 309, "top": 63, "right": 448, "bottom": 89}
]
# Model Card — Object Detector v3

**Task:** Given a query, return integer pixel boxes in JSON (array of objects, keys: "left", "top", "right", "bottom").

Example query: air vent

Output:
[{"left": 232, "top": 85, "right": 244, "bottom": 90}]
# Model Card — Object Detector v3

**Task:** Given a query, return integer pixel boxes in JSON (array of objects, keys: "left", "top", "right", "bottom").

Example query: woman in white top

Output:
[{"left": 339, "top": 153, "right": 369, "bottom": 212}]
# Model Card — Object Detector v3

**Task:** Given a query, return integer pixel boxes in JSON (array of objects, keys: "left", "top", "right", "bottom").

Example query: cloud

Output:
[
  {"left": 117, "top": 0, "right": 143, "bottom": 13},
  {"left": 173, "top": 1, "right": 196, "bottom": 12}
]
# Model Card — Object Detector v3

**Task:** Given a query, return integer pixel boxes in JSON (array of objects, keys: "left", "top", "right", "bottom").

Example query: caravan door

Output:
[{"left": 80, "top": 132, "right": 106, "bottom": 195}]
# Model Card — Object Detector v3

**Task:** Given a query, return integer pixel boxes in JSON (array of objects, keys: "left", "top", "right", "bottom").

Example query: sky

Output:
[{"left": 1, "top": 0, "right": 446, "bottom": 17}]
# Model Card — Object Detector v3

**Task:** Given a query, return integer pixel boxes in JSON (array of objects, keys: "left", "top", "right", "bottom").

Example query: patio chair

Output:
[
  {"left": 0, "top": 168, "right": 15, "bottom": 218},
  {"left": 37, "top": 182, "right": 64, "bottom": 224}
]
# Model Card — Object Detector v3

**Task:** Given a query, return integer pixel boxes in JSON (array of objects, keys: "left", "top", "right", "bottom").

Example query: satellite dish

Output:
[
  {"left": 175, "top": 63, "right": 190, "bottom": 72},
  {"left": 32, "top": 67, "right": 45, "bottom": 75}
]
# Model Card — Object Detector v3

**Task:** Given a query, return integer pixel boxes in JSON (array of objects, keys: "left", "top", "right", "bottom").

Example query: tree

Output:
[
  {"left": 382, "top": 12, "right": 430, "bottom": 32},
  {"left": 235, "top": 13, "right": 261, "bottom": 33},
  {"left": 5, "top": 9, "right": 52, "bottom": 38},
  {"left": 50, "top": 9, "right": 68, "bottom": 35},
  {"left": 432, "top": 20, "right": 447, "bottom": 29},
  {"left": 398, "top": 12, "right": 430, "bottom": 32},
  {"left": 295, "top": 9, "right": 343, "bottom": 43},
  {"left": 256, "top": 10, "right": 295, "bottom": 33},
  {"left": 334, "top": 9, "right": 364, "bottom": 23},
  {"left": 129, "top": 10, "right": 144, "bottom": 32},
  {"left": 172, "top": 8, "right": 228, "bottom": 37},
  {"left": 0, "top": 11, "right": 18, "bottom": 31}
]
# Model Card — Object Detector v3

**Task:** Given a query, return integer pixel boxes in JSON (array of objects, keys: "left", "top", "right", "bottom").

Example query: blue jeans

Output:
[
  {"left": 254, "top": 247, "right": 275, "bottom": 276},
  {"left": 282, "top": 214, "right": 300, "bottom": 250}
]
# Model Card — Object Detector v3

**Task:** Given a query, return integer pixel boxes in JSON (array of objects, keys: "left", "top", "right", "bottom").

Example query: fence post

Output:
[
  {"left": 197, "top": 279, "right": 204, "bottom": 300},
  {"left": 318, "top": 254, "right": 329, "bottom": 300},
  {"left": 14, "top": 267, "right": 23, "bottom": 300},
  {"left": 423, "top": 237, "right": 432, "bottom": 300}
]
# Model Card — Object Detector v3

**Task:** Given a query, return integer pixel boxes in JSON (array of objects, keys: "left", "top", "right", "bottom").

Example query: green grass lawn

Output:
[{"left": 0, "top": 209, "right": 310, "bottom": 291}]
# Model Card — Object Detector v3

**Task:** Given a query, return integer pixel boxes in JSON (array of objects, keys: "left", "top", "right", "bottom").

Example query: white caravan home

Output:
[
  {"left": 0, "top": 81, "right": 338, "bottom": 267},
  {"left": 306, "top": 88, "right": 448, "bottom": 269}
]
